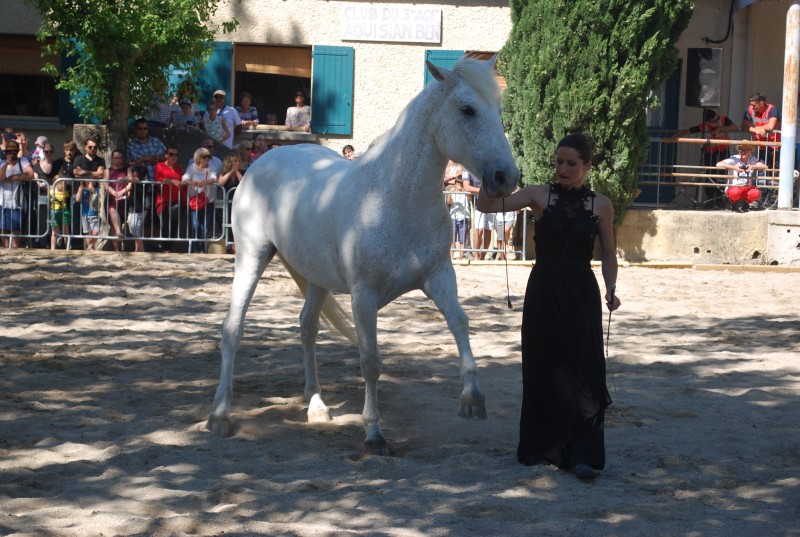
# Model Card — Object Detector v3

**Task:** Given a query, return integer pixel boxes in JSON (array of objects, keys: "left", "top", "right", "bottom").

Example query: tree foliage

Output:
[
  {"left": 500, "top": 0, "right": 693, "bottom": 224},
  {"left": 26, "top": 0, "right": 238, "bottom": 141}
]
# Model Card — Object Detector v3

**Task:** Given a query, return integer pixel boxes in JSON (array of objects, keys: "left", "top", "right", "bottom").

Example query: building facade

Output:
[
  {"left": 2, "top": 0, "right": 512, "bottom": 154},
  {"left": 2, "top": 0, "right": 797, "bottom": 156}
]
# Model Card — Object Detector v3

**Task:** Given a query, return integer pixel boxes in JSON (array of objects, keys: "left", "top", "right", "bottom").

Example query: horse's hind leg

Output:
[
  {"left": 300, "top": 283, "right": 333, "bottom": 423},
  {"left": 421, "top": 263, "right": 486, "bottom": 420},
  {"left": 207, "top": 243, "right": 277, "bottom": 437}
]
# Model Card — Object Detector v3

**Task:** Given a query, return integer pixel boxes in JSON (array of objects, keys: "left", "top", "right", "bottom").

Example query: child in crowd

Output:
[
  {"left": 446, "top": 175, "right": 469, "bottom": 260},
  {"left": 716, "top": 143, "right": 768, "bottom": 212},
  {"left": 203, "top": 103, "right": 231, "bottom": 145},
  {"left": 170, "top": 99, "right": 200, "bottom": 129},
  {"left": 49, "top": 176, "right": 71, "bottom": 250},
  {"left": 74, "top": 180, "right": 100, "bottom": 250},
  {"left": 126, "top": 165, "right": 148, "bottom": 252}
]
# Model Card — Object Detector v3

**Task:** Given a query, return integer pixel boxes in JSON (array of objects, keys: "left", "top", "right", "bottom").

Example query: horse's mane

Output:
[
  {"left": 362, "top": 57, "right": 500, "bottom": 157},
  {"left": 451, "top": 57, "right": 502, "bottom": 109}
]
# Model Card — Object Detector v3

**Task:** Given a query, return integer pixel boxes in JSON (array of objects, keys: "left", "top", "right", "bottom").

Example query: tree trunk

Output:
[{"left": 96, "top": 70, "right": 132, "bottom": 252}]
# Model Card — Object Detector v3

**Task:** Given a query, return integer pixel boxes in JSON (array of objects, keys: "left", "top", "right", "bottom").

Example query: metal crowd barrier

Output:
[
  {"left": 638, "top": 132, "right": 784, "bottom": 208},
  {"left": 2, "top": 178, "right": 530, "bottom": 260},
  {"left": 442, "top": 189, "right": 530, "bottom": 260},
  {"left": 1, "top": 177, "right": 227, "bottom": 253}
]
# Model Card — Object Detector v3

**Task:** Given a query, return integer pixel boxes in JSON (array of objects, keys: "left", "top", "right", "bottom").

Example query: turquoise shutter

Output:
[
  {"left": 311, "top": 46, "right": 354, "bottom": 135},
  {"left": 196, "top": 42, "right": 234, "bottom": 107},
  {"left": 58, "top": 40, "right": 101, "bottom": 124},
  {"left": 424, "top": 50, "right": 464, "bottom": 85},
  {"left": 58, "top": 46, "right": 81, "bottom": 125}
]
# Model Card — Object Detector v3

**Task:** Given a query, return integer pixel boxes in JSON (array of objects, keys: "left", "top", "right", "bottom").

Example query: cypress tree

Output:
[{"left": 501, "top": 0, "right": 693, "bottom": 224}]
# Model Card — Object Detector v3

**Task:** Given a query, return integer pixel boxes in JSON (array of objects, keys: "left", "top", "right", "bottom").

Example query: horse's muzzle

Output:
[{"left": 483, "top": 167, "right": 519, "bottom": 199}]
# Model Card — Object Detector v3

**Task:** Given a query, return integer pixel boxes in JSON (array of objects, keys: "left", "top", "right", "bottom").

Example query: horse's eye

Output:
[{"left": 461, "top": 106, "right": 476, "bottom": 117}]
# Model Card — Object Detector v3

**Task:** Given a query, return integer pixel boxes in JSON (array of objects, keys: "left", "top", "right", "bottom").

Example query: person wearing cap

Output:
[
  {"left": 210, "top": 90, "right": 242, "bottom": 148},
  {"left": 169, "top": 98, "right": 200, "bottom": 129},
  {"left": 0, "top": 139, "right": 34, "bottom": 248},
  {"left": 32, "top": 135, "right": 48, "bottom": 162},
  {"left": 716, "top": 143, "right": 768, "bottom": 212},
  {"left": 285, "top": 89, "right": 311, "bottom": 132}
]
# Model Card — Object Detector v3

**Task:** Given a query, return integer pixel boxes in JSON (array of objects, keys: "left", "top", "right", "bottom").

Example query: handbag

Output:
[
  {"left": 189, "top": 169, "right": 209, "bottom": 210},
  {"left": 189, "top": 192, "right": 207, "bottom": 210}
]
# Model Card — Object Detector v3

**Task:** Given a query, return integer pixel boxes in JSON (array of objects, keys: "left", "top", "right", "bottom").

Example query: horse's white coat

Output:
[{"left": 207, "top": 57, "right": 519, "bottom": 454}]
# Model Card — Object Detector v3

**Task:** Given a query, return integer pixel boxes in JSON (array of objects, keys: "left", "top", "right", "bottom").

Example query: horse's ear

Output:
[{"left": 426, "top": 61, "right": 453, "bottom": 84}]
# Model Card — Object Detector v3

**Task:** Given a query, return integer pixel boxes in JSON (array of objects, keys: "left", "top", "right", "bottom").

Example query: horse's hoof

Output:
[
  {"left": 307, "top": 394, "right": 332, "bottom": 423},
  {"left": 207, "top": 415, "right": 236, "bottom": 437},
  {"left": 458, "top": 396, "right": 487, "bottom": 420},
  {"left": 363, "top": 437, "right": 389, "bottom": 456}
]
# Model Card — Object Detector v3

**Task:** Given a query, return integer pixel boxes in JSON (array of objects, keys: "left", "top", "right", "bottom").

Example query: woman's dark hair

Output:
[
  {"left": 240, "top": 91, "right": 252, "bottom": 101},
  {"left": 132, "top": 165, "right": 148, "bottom": 179},
  {"left": 557, "top": 132, "right": 595, "bottom": 164}
]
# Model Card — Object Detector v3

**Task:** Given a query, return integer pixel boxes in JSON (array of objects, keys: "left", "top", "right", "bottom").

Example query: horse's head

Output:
[{"left": 426, "top": 57, "right": 519, "bottom": 199}]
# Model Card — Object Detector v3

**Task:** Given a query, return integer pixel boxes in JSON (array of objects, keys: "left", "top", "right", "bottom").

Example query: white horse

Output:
[{"left": 207, "top": 57, "right": 519, "bottom": 454}]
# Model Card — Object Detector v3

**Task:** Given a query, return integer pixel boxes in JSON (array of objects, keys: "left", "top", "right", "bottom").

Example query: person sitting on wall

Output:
[{"left": 716, "top": 143, "right": 767, "bottom": 213}]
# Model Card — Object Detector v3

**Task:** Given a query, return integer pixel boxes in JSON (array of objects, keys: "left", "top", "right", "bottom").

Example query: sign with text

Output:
[{"left": 340, "top": 4, "right": 442, "bottom": 44}]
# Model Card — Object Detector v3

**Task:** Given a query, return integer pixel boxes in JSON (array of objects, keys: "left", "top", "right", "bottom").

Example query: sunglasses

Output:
[
  {"left": 86, "top": 145, "right": 97, "bottom": 149},
  {"left": 200, "top": 155, "right": 211, "bottom": 159},
  {"left": 167, "top": 151, "right": 178, "bottom": 156},
  {"left": 44, "top": 150, "right": 54, "bottom": 154}
]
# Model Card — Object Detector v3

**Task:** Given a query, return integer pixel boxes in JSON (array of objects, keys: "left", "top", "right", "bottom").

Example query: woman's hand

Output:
[{"left": 605, "top": 290, "right": 621, "bottom": 312}]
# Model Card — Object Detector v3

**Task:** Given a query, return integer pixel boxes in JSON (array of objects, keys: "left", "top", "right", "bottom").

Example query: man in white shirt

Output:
[{"left": 212, "top": 90, "right": 242, "bottom": 149}]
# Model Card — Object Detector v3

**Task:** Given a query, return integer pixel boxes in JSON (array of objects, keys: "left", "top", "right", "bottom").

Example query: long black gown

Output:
[{"left": 517, "top": 183, "right": 612, "bottom": 470}]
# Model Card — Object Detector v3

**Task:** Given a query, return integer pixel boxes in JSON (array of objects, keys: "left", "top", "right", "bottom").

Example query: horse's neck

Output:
[{"left": 363, "top": 91, "right": 447, "bottom": 200}]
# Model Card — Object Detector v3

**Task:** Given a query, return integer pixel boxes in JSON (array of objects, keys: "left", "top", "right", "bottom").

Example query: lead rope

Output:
[
  {"left": 606, "top": 288, "right": 617, "bottom": 398},
  {"left": 503, "top": 198, "right": 512, "bottom": 309}
]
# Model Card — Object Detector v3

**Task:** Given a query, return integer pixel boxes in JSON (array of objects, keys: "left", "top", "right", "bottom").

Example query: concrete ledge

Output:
[{"left": 616, "top": 208, "right": 800, "bottom": 265}]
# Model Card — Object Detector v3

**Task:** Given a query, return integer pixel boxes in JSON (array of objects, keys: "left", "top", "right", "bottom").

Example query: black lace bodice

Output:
[{"left": 534, "top": 183, "right": 598, "bottom": 267}]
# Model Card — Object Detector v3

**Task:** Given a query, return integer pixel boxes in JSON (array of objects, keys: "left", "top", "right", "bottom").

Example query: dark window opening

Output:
[{"left": 234, "top": 71, "right": 311, "bottom": 126}]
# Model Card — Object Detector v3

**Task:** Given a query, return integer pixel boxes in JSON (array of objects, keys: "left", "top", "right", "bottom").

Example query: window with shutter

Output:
[{"left": 311, "top": 46, "right": 354, "bottom": 135}]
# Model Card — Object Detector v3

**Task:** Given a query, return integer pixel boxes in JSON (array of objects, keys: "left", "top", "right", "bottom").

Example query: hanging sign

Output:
[{"left": 341, "top": 4, "right": 442, "bottom": 44}]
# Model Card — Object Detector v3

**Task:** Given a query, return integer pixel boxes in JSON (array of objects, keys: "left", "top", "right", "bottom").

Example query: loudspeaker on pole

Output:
[{"left": 685, "top": 48, "right": 723, "bottom": 108}]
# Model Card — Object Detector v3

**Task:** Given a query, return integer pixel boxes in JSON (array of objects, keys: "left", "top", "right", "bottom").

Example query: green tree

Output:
[
  {"left": 26, "top": 0, "right": 238, "bottom": 153},
  {"left": 500, "top": 0, "right": 693, "bottom": 224}
]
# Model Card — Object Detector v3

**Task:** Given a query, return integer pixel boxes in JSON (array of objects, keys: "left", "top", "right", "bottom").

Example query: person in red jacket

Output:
[
  {"left": 155, "top": 147, "right": 186, "bottom": 248},
  {"left": 742, "top": 92, "right": 781, "bottom": 168}
]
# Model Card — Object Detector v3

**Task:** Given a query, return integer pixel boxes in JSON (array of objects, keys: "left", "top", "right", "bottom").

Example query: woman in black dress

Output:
[{"left": 477, "top": 132, "right": 621, "bottom": 480}]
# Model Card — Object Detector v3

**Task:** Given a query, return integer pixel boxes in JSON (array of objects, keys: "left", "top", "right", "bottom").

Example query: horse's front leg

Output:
[
  {"left": 422, "top": 263, "right": 487, "bottom": 420},
  {"left": 208, "top": 244, "right": 275, "bottom": 437},
  {"left": 300, "top": 284, "right": 332, "bottom": 423},
  {"left": 351, "top": 291, "right": 387, "bottom": 455}
]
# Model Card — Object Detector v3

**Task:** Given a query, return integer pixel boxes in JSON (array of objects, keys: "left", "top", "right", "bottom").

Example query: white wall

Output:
[{"left": 214, "top": 0, "right": 511, "bottom": 153}]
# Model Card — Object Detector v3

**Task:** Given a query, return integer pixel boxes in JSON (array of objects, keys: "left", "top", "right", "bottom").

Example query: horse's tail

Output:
[{"left": 279, "top": 257, "right": 358, "bottom": 345}]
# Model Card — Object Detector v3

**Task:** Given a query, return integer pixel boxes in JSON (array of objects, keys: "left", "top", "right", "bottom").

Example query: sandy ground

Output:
[{"left": 0, "top": 250, "right": 798, "bottom": 537}]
